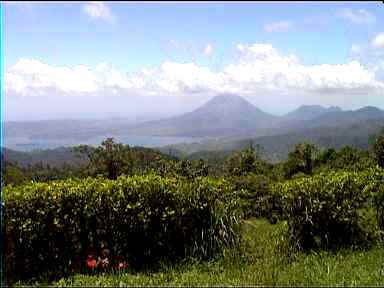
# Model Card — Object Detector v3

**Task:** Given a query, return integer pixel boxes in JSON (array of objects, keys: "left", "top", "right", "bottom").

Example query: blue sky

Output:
[{"left": 3, "top": 1, "right": 384, "bottom": 120}]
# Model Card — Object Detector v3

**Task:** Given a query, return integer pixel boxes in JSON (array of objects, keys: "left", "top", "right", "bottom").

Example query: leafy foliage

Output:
[
  {"left": 1, "top": 161, "right": 82, "bottom": 186},
  {"left": 5, "top": 174, "right": 242, "bottom": 282},
  {"left": 374, "top": 183, "right": 384, "bottom": 235},
  {"left": 73, "top": 138, "right": 180, "bottom": 179},
  {"left": 284, "top": 143, "right": 319, "bottom": 178},
  {"left": 1, "top": 161, "right": 27, "bottom": 186},
  {"left": 314, "top": 146, "right": 375, "bottom": 173},
  {"left": 229, "top": 174, "right": 275, "bottom": 220},
  {"left": 5, "top": 136, "right": 384, "bottom": 286},
  {"left": 274, "top": 169, "right": 384, "bottom": 250},
  {"left": 224, "top": 144, "right": 271, "bottom": 177},
  {"left": 373, "top": 134, "right": 384, "bottom": 168},
  {"left": 175, "top": 159, "right": 209, "bottom": 179},
  {"left": 73, "top": 138, "right": 135, "bottom": 179}
]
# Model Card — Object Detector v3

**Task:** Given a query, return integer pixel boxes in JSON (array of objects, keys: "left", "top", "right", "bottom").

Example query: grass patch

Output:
[{"left": 15, "top": 218, "right": 384, "bottom": 287}]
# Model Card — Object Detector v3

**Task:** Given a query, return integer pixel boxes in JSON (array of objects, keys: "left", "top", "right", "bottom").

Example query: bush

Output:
[
  {"left": 373, "top": 134, "right": 384, "bottom": 168},
  {"left": 284, "top": 143, "right": 319, "bottom": 179},
  {"left": 274, "top": 169, "right": 384, "bottom": 251},
  {"left": 229, "top": 174, "right": 282, "bottom": 222},
  {"left": 5, "top": 174, "right": 242, "bottom": 283},
  {"left": 230, "top": 174, "right": 270, "bottom": 218},
  {"left": 374, "top": 184, "right": 384, "bottom": 238}
]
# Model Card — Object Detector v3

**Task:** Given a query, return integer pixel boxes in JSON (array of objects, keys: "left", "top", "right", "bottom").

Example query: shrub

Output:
[
  {"left": 4, "top": 174, "right": 242, "bottom": 283},
  {"left": 373, "top": 134, "right": 384, "bottom": 168},
  {"left": 274, "top": 169, "right": 384, "bottom": 251},
  {"left": 229, "top": 174, "right": 281, "bottom": 222},
  {"left": 374, "top": 183, "right": 384, "bottom": 238},
  {"left": 224, "top": 146, "right": 269, "bottom": 177},
  {"left": 284, "top": 143, "right": 319, "bottom": 179}
]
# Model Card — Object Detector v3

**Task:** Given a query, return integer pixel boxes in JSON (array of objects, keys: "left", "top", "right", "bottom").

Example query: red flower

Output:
[
  {"left": 117, "top": 262, "right": 128, "bottom": 270},
  {"left": 86, "top": 255, "right": 97, "bottom": 270}
]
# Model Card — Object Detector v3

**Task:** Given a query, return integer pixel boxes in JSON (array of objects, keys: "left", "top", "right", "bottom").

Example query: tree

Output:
[
  {"left": 74, "top": 138, "right": 134, "bottom": 180},
  {"left": 316, "top": 148, "right": 337, "bottom": 165},
  {"left": 177, "top": 159, "right": 193, "bottom": 179},
  {"left": 239, "top": 147, "right": 256, "bottom": 175},
  {"left": 333, "top": 146, "right": 360, "bottom": 169},
  {"left": 374, "top": 134, "right": 384, "bottom": 168},
  {"left": 224, "top": 144, "right": 267, "bottom": 177},
  {"left": 192, "top": 159, "right": 209, "bottom": 178},
  {"left": 284, "top": 143, "right": 318, "bottom": 178},
  {"left": 176, "top": 158, "right": 209, "bottom": 179},
  {"left": 224, "top": 151, "right": 242, "bottom": 176},
  {"left": 1, "top": 161, "right": 27, "bottom": 186}
]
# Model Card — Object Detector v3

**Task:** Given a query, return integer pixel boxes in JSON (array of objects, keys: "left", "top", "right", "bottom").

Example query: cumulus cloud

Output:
[
  {"left": 263, "top": 21, "right": 292, "bottom": 32},
  {"left": 372, "top": 33, "right": 384, "bottom": 49},
  {"left": 226, "top": 44, "right": 381, "bottom": 93},
  {"left": 82, "top": 2, "right": 116, "bottom": 23},
  {"left": 6, "top": 59, "right": 99, "bottom": 96},
  {"left": 6, "top": 43, "right": 384, "bottom": 102},
  {"left": 337, "top": 8, "right": 376, "bottom": 24},
  {"left": 5, "top": 59, "right": 140, "bottom": 97},
  {"left": 347, "top": 35, "right": 384, "bottom": 82}
]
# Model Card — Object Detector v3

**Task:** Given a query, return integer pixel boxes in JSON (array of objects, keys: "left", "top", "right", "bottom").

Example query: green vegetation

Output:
[
  {"left": 283, "top": 142, "right": 318, "bottom": 178},
  {"left": 17, "top": 219, "right": 384, "bottom": 287},
  {"left": 275, "top": 169, "right": 384, "bottom": 250},
  {"left": 374, "top": 132, "right": 384, "bottom": 168},
  {"left": 1, "top": 160, "right": 83, "bottom": 186},
  {"left": 162, "top": 119, "right": 384, "bottom": 163},
  {"left": 4, "top": 128, "right": 384, "bottom": 286},
  {"left": 5, "top": 175, "right": 241, "bottom": 284}
]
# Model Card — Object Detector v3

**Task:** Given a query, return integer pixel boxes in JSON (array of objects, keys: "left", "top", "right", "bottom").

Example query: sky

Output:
[{"left": 3, "top": 1, "right": 384, "bottom": 121}]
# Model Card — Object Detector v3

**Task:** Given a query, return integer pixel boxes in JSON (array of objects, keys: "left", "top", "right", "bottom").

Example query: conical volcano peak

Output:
[{"left": 193, "top": 94, "right": 269, "bottom": 116}]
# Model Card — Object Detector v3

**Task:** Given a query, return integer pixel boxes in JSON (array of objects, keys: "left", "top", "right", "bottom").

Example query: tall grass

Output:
[{"left": 42, "top": 219, "right": 384, "bottom": 287}]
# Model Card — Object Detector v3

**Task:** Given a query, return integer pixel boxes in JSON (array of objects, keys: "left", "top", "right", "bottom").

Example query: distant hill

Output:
[
  {"left": 127, "top": 96, "right": 384, "bottom": 140},
  {"left": 161, "top": 119, "right": 384, "bottom": 162},
  {"left": 282, "top": 105, "right": 342, "bottom": 122},
  {"left": 2, "top": 145, "right": 178, "bottom": 169},
  {"left": 302, "top": 106, "right": 384, "bottom": 129},
  {"left": 2, "top": 147, "right": 86, "bottom": 168},
  {"left": 127, "top": 94, "right": 279, "bottom": 137}
]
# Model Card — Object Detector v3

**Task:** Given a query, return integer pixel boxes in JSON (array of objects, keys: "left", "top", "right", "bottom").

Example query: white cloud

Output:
[
  {"left": 224, "top": 44, "right": 381, "bottom": 93},
  {"left": 6, "top": 43, "right": 384, "bottom": 101},
  {"left": 6, "top": 59, "right": 100, "bottom": 96},
  {"left": 82, "top": 2, "right": 116, "bottom": 23},
  {"left": 264, "top": 21, "right": 292, "bottom": 33},
  {"left": 372, "top": 33, "right": 384, "bottom": 49},
  {"left": 347, "top": 36, "right": 384, "bottom": 82},
  {"left": 203, "top": 44, "right": 214, "bottom": 57},
  {"left": 5, "top": 59, "right": 145, "bottom": 96},
  {"left": 337, "top": 8, "right": 376, "bottom": 24}
]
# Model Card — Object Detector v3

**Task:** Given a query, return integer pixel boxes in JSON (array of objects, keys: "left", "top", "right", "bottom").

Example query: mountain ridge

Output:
[
  {"left": 127, "top": 94, "right": 279, "bottom": 137},
  {"left": 127, "top": 94, "right": 384, "bottom": 138},
  {"left": 282, "top": 105, "right": 342, "bottom": 122}
]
